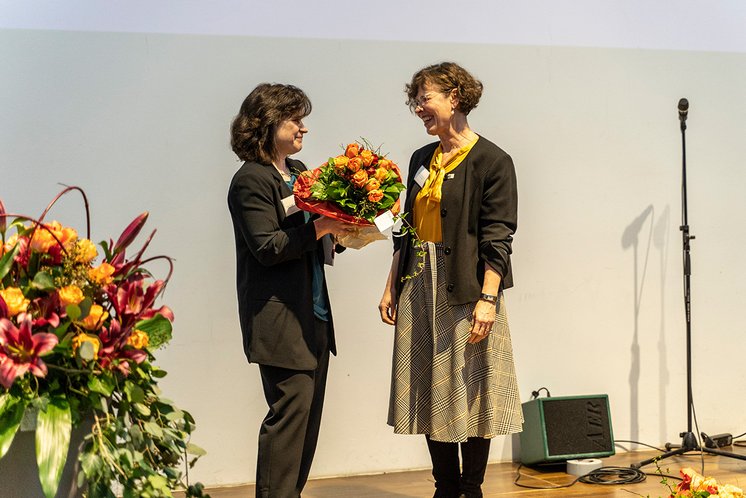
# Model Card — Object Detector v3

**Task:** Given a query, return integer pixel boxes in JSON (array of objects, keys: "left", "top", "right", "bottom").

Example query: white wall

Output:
[{"left": 2, "top": 0, "right": 746, "bottom": 488}]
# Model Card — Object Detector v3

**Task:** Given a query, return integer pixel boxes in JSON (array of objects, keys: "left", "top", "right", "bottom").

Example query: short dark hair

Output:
[
  {"left": 405, "top": 62, "right": 483, "bottom": 115},
  {"left": 230, "top": 83, "right": 312, "bottom": 164}
]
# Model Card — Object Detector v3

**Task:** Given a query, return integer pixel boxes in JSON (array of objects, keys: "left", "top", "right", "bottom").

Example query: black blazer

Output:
[
  {"left": 228, "top": 158, "right": 337, "bottom": 370},
  {"left": 394, "top": 136, "right": 517, "bottom": 305}
]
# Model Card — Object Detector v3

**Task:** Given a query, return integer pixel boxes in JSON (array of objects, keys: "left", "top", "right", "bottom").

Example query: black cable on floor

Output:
[{"left": 578, "top": 466, "right": 647, "bottom": 485}]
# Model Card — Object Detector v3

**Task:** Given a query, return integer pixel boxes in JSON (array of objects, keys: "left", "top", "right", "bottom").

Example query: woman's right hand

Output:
[
  {"left": 313, "top": 216, "right": 355, "bottom": 239},
  {"left": 378, "top": 251, "right": 400, "bottom": 325},
  {"left": 378, "top": 286, "right": 397, "bottom": 325}
]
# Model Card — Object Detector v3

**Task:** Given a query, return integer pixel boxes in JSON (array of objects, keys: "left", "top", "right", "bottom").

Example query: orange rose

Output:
[
  {"left": 360, "top": 149, "right": 375, "bottom": 167},
  {"left": 374, "top": 168, "right": 389, "bottom": 182},
  {"left": 29, "top": 227, "right": 57, "bottom": 253},
  {"left": 0, "top": 287, "right": 29, "bottom": 316},
  {"left": 58, "top": 285, "right": 85, "bottom": 307},
  {"left": 127, "top": 329, "right": 150, "bottom": 349},
  {"left": 377, "top": 159, "right": 392, "bottom": 170},
  {"left": 88, "top": 262, "right": 115, "bottom": 285},
  {"left": 347, "top": 157, "right": 363, "bottom": 173},
  {"left": 333, "top": 155, "right": 349, "bottom": 170},
  {"left": 345, "top": 143, "right": 360, "bottom": 158},
  {"left": 365, "top": 178, "right": 381, "bottom": 192},
  {"left": 367, "top": 189, "right": 384, "bottom": 203},
  {"left": 80, "top": 304, "right": 108, "bottom": 330},
  {"left": 351, "top": 170, "right": 369, "bottom": 188}
]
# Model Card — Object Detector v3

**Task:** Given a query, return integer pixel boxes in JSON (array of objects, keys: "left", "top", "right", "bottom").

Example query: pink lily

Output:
[
  {"left": 113, "top": 212, "right": 148, "bottom": 254},
  {"left": 107, "top": 277, "right": 171, "bottom": 327},
  {"left": 97, "top": 320, "right": 147, "bottom": 376},
  {"left": 0, "top": 317, "right": 59, "bottom": 389},
  {"left": 0, "top": 198, "right": 6, "bottom": 233}
]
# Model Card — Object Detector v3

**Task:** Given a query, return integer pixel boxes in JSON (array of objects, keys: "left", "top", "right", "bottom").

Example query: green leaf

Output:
[
  {"left": 66, "top": 303, "right": 81, "bottom": 321},
  {"left": 135, "top": 314, "right": 172, "bottom": 349},
  {"left": 0, "top": 243, "right": 20, "bottom": 281},
  {"left": 133, "top": 403, "right": 151, "bottom": 417},
  {"left": 0, "top": 394, "right": 26, "bottom": 459},
  {"left": 31, "top": 270, "right": 56, "bottom": 291},
  {"left": 143, "top": 421, "right": 163, "bottom": 439},
  {"left": 186, "top": 442, "right": 207, "bottom": 457},
  {"left": 124, "top": 381, "right": 145, "bottom": 404},
  {"left": 88, "top": 375, "right": 115, "bottom": 397},
  {"left": 36, "top": 397, "right": 72, "bottom": 498}
]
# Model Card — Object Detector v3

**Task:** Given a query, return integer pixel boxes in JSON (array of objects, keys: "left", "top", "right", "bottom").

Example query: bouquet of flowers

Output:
[
  {"left": 668, "top": 467, "right": 743, "bottom": 497},
  {"left": 293, "top": 141, "right": 406, "bottom": 248},
  {"left": 0, "top": 187, "right": 207, "bottom": 497}
]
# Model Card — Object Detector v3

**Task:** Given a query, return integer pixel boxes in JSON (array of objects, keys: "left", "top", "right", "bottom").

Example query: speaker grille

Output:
[{"left": 543, "top": 396, "right": 613, "bottom": 456}]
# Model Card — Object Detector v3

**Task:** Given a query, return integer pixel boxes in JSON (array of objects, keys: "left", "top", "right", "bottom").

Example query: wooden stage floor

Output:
[{"left": 191, "top": 445, "right": 746, "bottom": 497}]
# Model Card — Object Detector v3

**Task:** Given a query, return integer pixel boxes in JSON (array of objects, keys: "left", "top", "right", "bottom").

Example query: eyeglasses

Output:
[
  {"left": 412, "top": 89, "right": 453, "bottom": 109},
  {"left": 412, "top": 93, "right": 436, "bottom": 109}
]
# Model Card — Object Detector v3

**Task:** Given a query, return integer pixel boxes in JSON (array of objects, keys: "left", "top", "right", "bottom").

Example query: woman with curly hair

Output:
[
  {"left": 379, "top": 63, "right": 523, "bottom": 498},
  {"left": 227, "top": 83, "right": 351, "bottom": 498}
]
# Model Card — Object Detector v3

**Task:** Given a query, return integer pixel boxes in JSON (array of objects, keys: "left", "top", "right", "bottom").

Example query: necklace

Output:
[{"left": 272, "top": 160, "right": 292, "bottom": 180}]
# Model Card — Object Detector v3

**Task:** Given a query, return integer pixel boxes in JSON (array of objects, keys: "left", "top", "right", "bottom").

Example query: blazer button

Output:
[
  {"left": 444, "top": 247, "right": 452, "bottom": 255},
  {"left": 440, "top": 208, "right": 447, "bottom": 217},
  {"left": 446, "top": 283, "right": 454, "bottom": 292}
]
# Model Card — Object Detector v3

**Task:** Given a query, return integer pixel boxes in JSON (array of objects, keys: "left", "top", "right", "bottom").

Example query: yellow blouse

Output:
[{"left": 413, "top": 138, "right": 479, "bottom": 242}]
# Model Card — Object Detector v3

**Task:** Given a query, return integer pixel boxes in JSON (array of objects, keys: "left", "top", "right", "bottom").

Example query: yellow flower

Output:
[
  {"left": 58, "top": 285, "right": 84, "bottom": 307},
  {"left": 127, "top": 329, "right": 150, "bottom": 350},
  {"left": 88, "top": 263, "right": 115, "bottom": 285},
  {"left": 0, "top": 287, "right": 30, "bottom": 316},
  {"left": 75, "top": 239, "right": 98, "bottom": 263},
  {"left": 359, "top": 149, "right": 375, "bottom": 167},
  {"left": 80, "top": 304, "right": 108, "bottom": 330},
  {"left": 72, "top": 333, "right": 101, "bottom": 360}
]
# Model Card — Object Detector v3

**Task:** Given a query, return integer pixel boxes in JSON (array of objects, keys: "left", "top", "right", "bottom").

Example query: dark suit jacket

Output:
[
  {"left": 228, "top": 158, "right": 337, "bottom": 370},
  {"left": 394, "top": 136, "right": 517, "bottom": 305}
]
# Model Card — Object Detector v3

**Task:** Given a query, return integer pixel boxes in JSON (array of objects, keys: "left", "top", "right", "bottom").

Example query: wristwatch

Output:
[{"left": 479, "top": 293, "right": 498, "bottom": 304}]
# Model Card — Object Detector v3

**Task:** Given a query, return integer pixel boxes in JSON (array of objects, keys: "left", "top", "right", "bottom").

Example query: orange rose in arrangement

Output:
[
  {"left": 29, "top": 226, "right": 58, "bottom": 253},
  {"left": 351, "top": 170, "right": 369, "bottom": 188},
  {"left": 0, "top": 287, "right": 30, "bottom": 316},
  {"left": 89, "top": 262, "right": 115, "bottom": 285},
  {"left": 377, "top": 159, "right": 392, "bottom": 170},
  {"left": 127, "top": 329, "right": 150, "bottom": 350},
  {"left": 80, "top": 304, "right": 108, "bottom": 330},
  {"left": 347, "top": 157, "right": 363, "bottom": 173},
  {"left": 58, "top": 285, "right": 85, "bottom": 307},
  {"left": 367, "top": 189, "right": 384, "bottom": 203},
  {"left": 374, "top": 167, "right": 389, "bottom": 182},
  {"left": 360, "top": 149, "right": 375, "bottom": 167},
  {"left": 345, "top": 143, "right": 360, "bottom": 158},
  {"left": 333, "top": 155, "right": 349, "bottom": 173},
  {"left": 365, "top": 178, "right": 381, "bottom": 192},
  {"left": 294, "top": 171, "right": 315, "bottom": 200}
]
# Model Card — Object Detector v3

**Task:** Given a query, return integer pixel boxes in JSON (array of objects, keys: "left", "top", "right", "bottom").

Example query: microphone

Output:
[{"left": 678, "top": 98, "right": 689, "bottom": 122}]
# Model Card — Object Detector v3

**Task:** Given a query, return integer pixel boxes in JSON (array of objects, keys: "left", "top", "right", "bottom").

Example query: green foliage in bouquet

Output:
[{"left": 0, "top": 187, "right": 209, "bottom": 497}]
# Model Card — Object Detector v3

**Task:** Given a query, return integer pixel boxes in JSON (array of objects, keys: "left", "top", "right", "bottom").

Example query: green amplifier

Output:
[{"left": 519, "top": 394, "right": 615, "bottom": 465}]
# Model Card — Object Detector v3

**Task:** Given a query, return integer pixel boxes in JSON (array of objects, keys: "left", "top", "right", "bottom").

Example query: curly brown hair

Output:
[
  {"left": 405, "top": 62, "right": 483, "bottom": 115},
  {"left": 230, "top": 83, "right": 312, "bottom": 164}
]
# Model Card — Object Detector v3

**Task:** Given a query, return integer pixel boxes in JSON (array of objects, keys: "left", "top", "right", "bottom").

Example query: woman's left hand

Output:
[{"left": 468, "top": 299, "right": 496, "bottom": 344}]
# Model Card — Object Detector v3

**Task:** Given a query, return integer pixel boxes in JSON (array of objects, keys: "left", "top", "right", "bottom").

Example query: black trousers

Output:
[
  {"left": 426, "top": 435, "right": 491, "bottom": 498},
  {"left": 256, "top": 318, "right": 330, "bottom": 498}
]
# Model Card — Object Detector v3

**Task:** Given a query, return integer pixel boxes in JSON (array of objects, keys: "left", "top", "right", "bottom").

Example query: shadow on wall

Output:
[{"left": 621, "top": 204, "right": 672, "bottom": 448}]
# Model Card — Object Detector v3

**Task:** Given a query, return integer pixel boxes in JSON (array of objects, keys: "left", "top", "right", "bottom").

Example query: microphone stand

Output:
[{"left": 633, "top": 100, "right": 746, "bottom": 468}]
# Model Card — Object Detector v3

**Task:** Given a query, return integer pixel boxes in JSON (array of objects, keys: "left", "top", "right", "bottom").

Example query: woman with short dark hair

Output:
[
  {"left": 228, "top": 83, "right": 350, "bottom": 498},
  {"left": 379, "top": 62, "right": 523, "bottom": 498}
]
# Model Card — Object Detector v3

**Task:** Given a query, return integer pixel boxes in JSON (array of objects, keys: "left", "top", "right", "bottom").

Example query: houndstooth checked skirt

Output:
[{"left": 387, "top": 242, "right": 523, "bottom": 443}]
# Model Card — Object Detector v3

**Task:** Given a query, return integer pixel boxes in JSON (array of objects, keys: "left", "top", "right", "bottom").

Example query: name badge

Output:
[
  {"left": 414, "top": 166, "right": 429, "bottom": 187},
  {"left": 445, "top": 172, "right": 455, "bottom": 181},
  {"left": 281, "top": 195, "right": 300, "bottom": 216}
]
